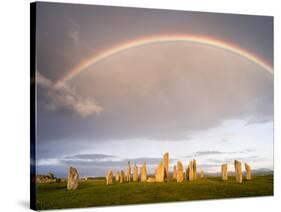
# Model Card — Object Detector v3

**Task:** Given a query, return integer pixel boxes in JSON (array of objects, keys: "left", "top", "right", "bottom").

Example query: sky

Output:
[{"left": 35, "top": 2, "right": 273, "bottom": 178}]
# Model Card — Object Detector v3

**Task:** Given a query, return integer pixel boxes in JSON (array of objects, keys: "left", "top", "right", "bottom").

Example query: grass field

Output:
[{"left": 36, "top": 175, "right": 273, "bottom": 210}]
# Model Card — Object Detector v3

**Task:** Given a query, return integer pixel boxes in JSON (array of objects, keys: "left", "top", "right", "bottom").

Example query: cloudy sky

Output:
[{"left": 35, "top": 2, "right": 273, "bottom": 177}]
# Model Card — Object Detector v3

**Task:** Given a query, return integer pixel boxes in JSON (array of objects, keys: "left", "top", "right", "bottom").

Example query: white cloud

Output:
[
  {"left": 37, "top": 158, "right": 60, "bottom": 166},
  {"left": 37, "top": 72, "right": 103, "bottom": 117}
]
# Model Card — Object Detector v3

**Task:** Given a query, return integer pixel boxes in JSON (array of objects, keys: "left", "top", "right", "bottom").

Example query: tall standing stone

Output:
[
  {"left": 140, "top": 162, "right": 147, "bottom": 182},
  {"left": 163, "top": 152, "right": 169, "bottom": 180},
  {"left": 185, "top": 167, "right": 189, "bottom": 180},
  {"left": 221, "top": 164, "right": 228, "bottom": 180},
  {"left": 126, "top": 161, "right": 131, "bottom": 182},
  {"left": 200, "top": 170, "right": 204, "bottom": 178},
  {"left": 234, "top": 160, "right": 242, "bottom": 183},
  {"left": 176, "top": 161, "right": 184, "bottom": 183},
  {"left": 173, "top": 165, "right": 177, "bottom": 180},
  {"left": 188, "top": 161, "right": 194, "bottom": 181},
  {"left": 133, "top": 163, "right": 138, "bottom": 182},
  {"left": 120, "top": 170, "right": 125, "bottom": 183},
  {"left": 106, "top": 170, "right": 113, "bottom": 185},
  {"left": 115, "top": 171, "right": 120, "bottom": 182},
  {"left": 245, "top": 163, "right": 251, "bottom": 180},
  {"left": 155, "top": 160, "right": 165, "bottom": 182},
  {"left": 67, "top": 166, "right": 79, "bottom": 190},
  {"left": 193, "top": 159, "right": 197, "bottom": 180}
]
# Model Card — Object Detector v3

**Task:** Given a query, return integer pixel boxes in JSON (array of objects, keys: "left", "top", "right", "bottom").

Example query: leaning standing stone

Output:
[
  {"left": 234, "top": 160, "right": 243, "bottom": 183},
  {"left": 245, "top": 163, "right": 251, "bottom": 180},
  {"left": 67, "top": 166, "right": 79, "bottom": 190},
  {"left": 176, "top": 161, "right": 184, "bottom": 183}
]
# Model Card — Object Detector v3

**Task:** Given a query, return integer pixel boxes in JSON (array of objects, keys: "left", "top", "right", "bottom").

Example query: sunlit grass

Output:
[{"left": 36, "top": 175, "right": 273, "bottom": 210}]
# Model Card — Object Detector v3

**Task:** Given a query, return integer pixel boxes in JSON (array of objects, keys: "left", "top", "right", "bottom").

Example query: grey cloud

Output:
[
  {"left": 64, "top": 153, "right": 116, "bottom": 160},
  {"left": 206, "top": 155, "right": 263, "bottom": 164},
  {"left": 188, "top": 151, "right": 224, "bottom": 157},
  {"left": 37, "top": 72, "right": 103, "bottom": 117},
  {"left": 37, "top": 43, "right": 273, "bottom": 144},
  {"left": 185, "top": 149, "right": 256, "bottom": 158}
]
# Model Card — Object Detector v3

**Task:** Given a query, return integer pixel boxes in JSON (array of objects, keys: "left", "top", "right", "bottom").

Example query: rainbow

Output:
[{"left": 57, "top": 34, "right": 273, "bottom": 85}]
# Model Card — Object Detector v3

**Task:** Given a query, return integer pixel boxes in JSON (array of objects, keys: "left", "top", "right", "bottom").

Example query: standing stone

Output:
[
  {"left": 200, "top": 170, "right": 204, "bottom": 178},
  {"left": 176, "top": 161, "right": 184, "bottom": 183},
  {"left": 188, "top": 161, "right": 194, "bottom": 181},
  {"left": 146, "top": 177, "right": 156, "bottom": 183},
  {"left": 245, "top": 163, "right": 251, "bottom": 180},
  {"left": 163, "top": 152, "right": 169, "bottom": 180},
  {"left": 133, "top": 163, "right": 138, "bottom": 182},
  {"left": 140, "top": 162, "right": 147, "bottom": 182},
  {"left": 173, "top": 165, "right": 177, "bottom": 180},
  {"left": 221, "top": 164, "right": 228, "bottom": 180},
  {"left": 115, "top": 171, "right": 120, "bottom": 182},
  {"left": 126, "top": 161, "right": 131, "bottom": 182},
  {"left": 185, "top": 167, "right": 189, "bottom": 180},
  {"left": 106, "top": 170, "right": 113, "bottom": 185},
  {"left": 193, "top": 159, "right": 197, "bottom": 180},
  {"left": 120, "top": 170, "right": 125, "bottom": 183},
  {"left": 67, "top": 166, "right": 79, "bottom": 190},
  {"left": 155, "top": 160, "right": 165, "bottom": 182},
  {"left": 234, "top": 160, "right": 243, "bottom": 183}
]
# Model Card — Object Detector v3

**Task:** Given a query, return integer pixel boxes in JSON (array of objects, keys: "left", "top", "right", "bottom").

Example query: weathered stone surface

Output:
[
  {"left": 221, "top": 164, "right": 228, "bottom": 180},
  {"left": 106, "top": 170, "right": 113, "bottom": 185},
  {"left": 67, "top": 166, "right": 79, "bottom": 190},
  {"left": 133, "top": 163, "right": 138, "bottom": 182},
  {"left": 173, "top": 165, "right": 177, "bottom": 180},
  {"left": 185, "top": 167, "right": 189, "bottom": 180},
  {"left": 176, "top": 161, "right": 184, "bottom": 183},
  {"left": 234, "top": 160, "right": 243, "bottom": 183},
  {"left": 155, "top": 160, "right": 165, "bottom": 182},
  {"left": 163, "top": 152, "right": 169, "bottom": 180},
  {"left": 120, "top": 170, "right": 125, "bottom": 183},
  {"left": 115, "top": 171, "right": 120, "bottom": 182},
  {"left": 193, "top": 159, "right": 197, "bottom": 180},
  {"left": 126, "top": 161, "right": 131, "bottom": 182},
  {"left": 200, "top": 170, "right": 204, "bottom": 178},
  {"left": 140, "top": 162, "right": 147, "bottom": 182},
  {"left": 188, "top": 161, "right": 194, "bottom": 181},
  {"left": 146, "top": 177, "right": 156, "bottom": 183},
  {"left": 245, "top": 163, "right": 251, "bottom": 180}
]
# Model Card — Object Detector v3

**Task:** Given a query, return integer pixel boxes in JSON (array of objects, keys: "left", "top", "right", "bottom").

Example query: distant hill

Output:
[{"left": 203, "top": 168, "right": 273, "bottom": 177}]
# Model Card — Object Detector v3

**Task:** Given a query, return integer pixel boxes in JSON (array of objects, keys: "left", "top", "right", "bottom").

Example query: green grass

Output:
[{"left": 36, "top": 175, "right": 273, "bottom": 210}]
